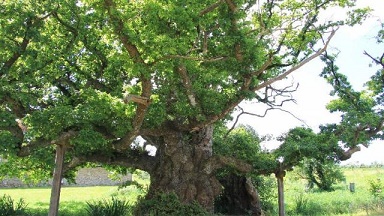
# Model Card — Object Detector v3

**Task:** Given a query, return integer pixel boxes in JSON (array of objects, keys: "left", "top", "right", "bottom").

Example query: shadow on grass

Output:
[{"left": 28, "top": 201, "right": 87, "bottom": 216}]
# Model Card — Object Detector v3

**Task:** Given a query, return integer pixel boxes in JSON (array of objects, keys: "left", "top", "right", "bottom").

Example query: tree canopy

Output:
[{"left": 1, "top": 0, "right": 382, "bottom": 213}]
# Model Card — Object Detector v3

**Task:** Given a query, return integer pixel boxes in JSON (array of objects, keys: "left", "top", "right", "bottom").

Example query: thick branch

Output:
[
  {"left": 225, "top": 0, "right": 243, "bottom": 62},
  {"left": 1, "top": 37, "right": 30, "bottom": 74},
  {"left": 104, "top": 0, "right": 153, "bottom": 151},
  {"left": 162, "top": 55, "right": 227, "bottom": 62},
  {"left": 104, "top": 0, "right": 142, "bottom": 62},
  {"left": 1, "top": 11, "right": 53, "bottom": 75},
  {"left": 207, "top": 155, "right": 253, "bottom": 174},
  {"left": 176, "top": 65, "right": 198, "bottom": 107},
  {"left": 338, "top": 146, "right": 361, "bottom": 161},
  {"left": 68, "top": 151, "right": 158, "bottom": 173},
  {"left": 3, "top": 96, "right": 28, "bottom": 118},
  {"left": 63, "top": 157, "right": 83, "bottom": 173},
  {"left": 17, "top": 131, "right": 77, "bottom": 157},
  {"left": 200, "top": 0, "right": 224, "bottom": 16},
  {"left": 114, "top": 93, "right": 152, "bottom": 150},
  {"left": 225, "top": 0, "right": 238, "bottom": 12},
  {"left": 256, "top": 30, "right": 337, "bottom": 91}
]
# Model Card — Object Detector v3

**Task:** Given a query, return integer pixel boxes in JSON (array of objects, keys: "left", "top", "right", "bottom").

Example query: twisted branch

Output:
[{"left": 104, "top": 0, "right": 153, "bottom": 151}]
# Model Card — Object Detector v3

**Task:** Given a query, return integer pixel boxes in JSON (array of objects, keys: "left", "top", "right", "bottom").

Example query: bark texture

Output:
[{"left": 146, "top": 126, "right": 222, "bottom": 212}]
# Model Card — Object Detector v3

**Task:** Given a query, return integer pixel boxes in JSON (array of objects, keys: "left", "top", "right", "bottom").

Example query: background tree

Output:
[
  {"left": 297, "top": 158, "right": 345, "bottom": 191},
  {"left": 269, "top": 23, "right": 384, "bottom": 190},
  {"left": 0, "top": 0, "right": 377, "bottom": 213}
]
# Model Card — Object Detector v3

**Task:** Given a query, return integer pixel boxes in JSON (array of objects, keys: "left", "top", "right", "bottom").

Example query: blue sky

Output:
[{"left": 236, "top": 0, "right": 384, "bottom": 165}]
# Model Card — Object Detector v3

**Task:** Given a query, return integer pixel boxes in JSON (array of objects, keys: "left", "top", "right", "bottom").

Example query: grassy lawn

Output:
[
  {"left": 0, "top": 186, "right": 118, "bottom": 216},
  {"left": 0, "top": 167, "right": 383, "bottom": 215},
  {"left": 0, "top": 186, "right": 116, "bottom": 203},
  {"left": 284, "top": 166, "right": 384, "bottom": 216}
]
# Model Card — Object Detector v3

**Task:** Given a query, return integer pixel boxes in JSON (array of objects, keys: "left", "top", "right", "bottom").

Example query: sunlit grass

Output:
[
  {"left": 0, "top": 186, "right": 117, "bottom": 215},
  {"left": 284, "top": 166, "right": 384, "bottom": 216},
  {"left": 0, "top": 167, "right": 383, "bottom": 215},
  {"left": 0, "top": 186, "right": 116, "bottom": 203}
]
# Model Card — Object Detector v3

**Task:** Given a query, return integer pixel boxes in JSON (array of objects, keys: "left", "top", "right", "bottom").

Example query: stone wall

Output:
[
  {"left": 0, "top": 167, "right": 132, "bottom": 188},
  {"left": 70, "top": 167, "right": 132, "bottom": 186}
]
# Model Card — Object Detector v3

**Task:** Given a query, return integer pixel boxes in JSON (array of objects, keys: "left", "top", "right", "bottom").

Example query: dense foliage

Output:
[{"left": 1, "top": 0, "right": 382, "bottom": 213}]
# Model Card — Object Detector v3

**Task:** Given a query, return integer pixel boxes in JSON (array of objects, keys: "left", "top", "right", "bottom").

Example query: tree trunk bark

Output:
[
  {"left": 146, "top": 126, "right": 222, "bottom": 212},
  {"left": 216, "top": 173, "right": 263, "bottom": 215}
]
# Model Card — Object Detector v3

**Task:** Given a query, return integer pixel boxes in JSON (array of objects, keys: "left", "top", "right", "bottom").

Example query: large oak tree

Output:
[{"left": 1, "top": 0, "right": 380, "bottom": 213}]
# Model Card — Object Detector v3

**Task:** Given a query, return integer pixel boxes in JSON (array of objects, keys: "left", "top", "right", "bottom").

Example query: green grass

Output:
[
  {"left": 283, "top": 166, "right": 384, "bottom": 216},
  {"left": 0, "top": 186, "right": 118, "bottom": 216},
  {"left": 0, "top": 186, "right": 116, "bottom": 203},
  {"left": 0, "top": 167, "right": 383, "bottom": 215}
]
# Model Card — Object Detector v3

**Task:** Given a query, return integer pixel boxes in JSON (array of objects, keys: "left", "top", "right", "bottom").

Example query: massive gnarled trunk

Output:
[
  {"left": 146, "top": 126, "right": 222, "bottom": 211},
  {"left": 216, "top": 174, "right": 263, "bottom": 215},
  {"left": 68, "top": 125, "right": 252, "bottom": 212}
]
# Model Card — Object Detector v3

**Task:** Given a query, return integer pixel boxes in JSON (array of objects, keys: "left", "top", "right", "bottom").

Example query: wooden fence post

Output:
[
  {"left": 349, "top": 182, "right": 355, "bottom": 192},
  {"left": 48, "top": 144, "right": 66, "bottom": 216},
  {"left": 276, "top": 170, "right": 286, "bottom": 216}
]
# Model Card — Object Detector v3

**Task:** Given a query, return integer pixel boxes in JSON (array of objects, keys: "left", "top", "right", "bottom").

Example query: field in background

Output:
[
  {"left": 0, "top": 167, "right": 383, "bottom": 215},
  {"left": 284, "top": 166, "right": 384, "bottom": 216}
]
